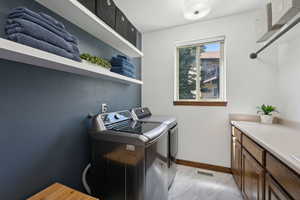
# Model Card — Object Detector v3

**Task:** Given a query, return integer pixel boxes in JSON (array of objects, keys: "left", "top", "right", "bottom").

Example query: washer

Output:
[
  {"left": 88, "top": 110, "right": 169, "bottom": 200},
  {"left": 131, "top": 107, "right": 178, "bottom": 188}
]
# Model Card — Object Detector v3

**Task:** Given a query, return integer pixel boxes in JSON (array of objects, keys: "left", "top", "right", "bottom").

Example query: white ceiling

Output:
[{"left": 114, "top": 0, "right": 264, "bottom": 33}]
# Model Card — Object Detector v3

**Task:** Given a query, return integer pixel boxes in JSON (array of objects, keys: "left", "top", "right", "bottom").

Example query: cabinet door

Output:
[
  {"left": 271, "top": 0, "right": 300, "bottom": 26},
  {"left": 265, "top": 174, "right": 292, "bottom": 200},
  {"left": 255, "top": 3, "right": 278, "bottom": 43},
  {"left": 231, "top": 136, "right": 242, "bottom": 189},
  {"left": 242, "top": 149, "right": 265, "bottom": 200}
]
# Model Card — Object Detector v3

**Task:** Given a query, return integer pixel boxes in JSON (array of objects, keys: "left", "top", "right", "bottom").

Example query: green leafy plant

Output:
[
  {"left": 80, "top": 53, "right": 112, "bottom": 69},
  {"left": 257, "top": 104, "right": 278, "bottom": 116}
]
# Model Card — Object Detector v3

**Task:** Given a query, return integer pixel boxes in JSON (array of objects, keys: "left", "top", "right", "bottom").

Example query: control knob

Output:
[{"left": 114, "top": 114, "right": 120, "bottom": 120}]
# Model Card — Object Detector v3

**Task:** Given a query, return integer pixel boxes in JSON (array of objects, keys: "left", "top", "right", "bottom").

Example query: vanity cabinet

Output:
[
  {"left": 242, "top": 149, "right": 264, "bottom": 200},
  {"left": 231, "top": 125, "right": 300, "bottom": 200},
  {"left": 271, "top": 0, "right": 300, "bottom": 27}
]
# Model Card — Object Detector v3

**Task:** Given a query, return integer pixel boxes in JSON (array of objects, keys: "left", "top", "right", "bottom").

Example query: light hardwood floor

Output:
[{"left": 169, "top": 165, "right": 243, "bottom": 200}]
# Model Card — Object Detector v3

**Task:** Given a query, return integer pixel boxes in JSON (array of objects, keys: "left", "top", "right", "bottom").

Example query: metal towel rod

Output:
[{"left": 250, "top": 16, "right": 300, "bottom": 59}]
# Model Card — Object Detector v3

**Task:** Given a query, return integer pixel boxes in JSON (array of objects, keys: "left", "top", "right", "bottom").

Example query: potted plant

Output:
[
  {"left": 257, "top": 104, "right": 278, "bottom": 124},
  {"left": 80, "top": 53, "right": 112, "bottom": 70}
]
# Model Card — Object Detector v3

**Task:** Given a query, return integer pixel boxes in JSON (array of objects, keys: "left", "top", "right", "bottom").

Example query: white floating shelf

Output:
[
  {"left": 35, "top": 0, "right": 143, "bottom": 58},
  {"left": 0, "top": 38, "right": 143, "bottom": 85}
]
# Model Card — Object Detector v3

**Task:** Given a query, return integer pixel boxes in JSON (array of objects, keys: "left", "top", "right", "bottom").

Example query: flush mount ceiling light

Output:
[{"left": 183, "top": 0, "right": 211, "bottom": 20}]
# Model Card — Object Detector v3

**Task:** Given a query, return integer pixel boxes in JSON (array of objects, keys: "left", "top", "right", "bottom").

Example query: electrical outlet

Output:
[{"left": 101, "top": 103, "right": 108, "bottom": 113}]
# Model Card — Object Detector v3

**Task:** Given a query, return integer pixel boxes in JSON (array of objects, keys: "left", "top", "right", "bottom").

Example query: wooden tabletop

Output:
[{"left": 27, "top": 183, "right": 99, "bottom": 200}]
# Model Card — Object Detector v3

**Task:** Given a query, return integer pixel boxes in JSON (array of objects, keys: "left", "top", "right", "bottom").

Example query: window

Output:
[{"left": 174, "top": 37, "right": 226, "bottom": 106}]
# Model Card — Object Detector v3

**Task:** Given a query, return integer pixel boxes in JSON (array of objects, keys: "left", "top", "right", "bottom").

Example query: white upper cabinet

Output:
[
  {"left": 271, "top": 0, "right": 300, "bottom": 27},
  {"left": 255, "top": 3, "right": 278, "bottom": 43}
]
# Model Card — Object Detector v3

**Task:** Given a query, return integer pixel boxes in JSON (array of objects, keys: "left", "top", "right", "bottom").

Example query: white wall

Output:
[
  {"left": 142, "top": 11, "right": 278, "bottom": 167},
  {"left": 277, "top": 24, "right": 300, "bottom": 121}
]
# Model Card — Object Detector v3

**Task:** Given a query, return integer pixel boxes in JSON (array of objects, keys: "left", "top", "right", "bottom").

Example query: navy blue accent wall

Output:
[{"left": 0, "top": 0, "right": 141, "bottom": 199}]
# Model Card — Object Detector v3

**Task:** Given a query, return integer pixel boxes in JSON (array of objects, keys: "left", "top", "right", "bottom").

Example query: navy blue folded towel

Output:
[
  {"left": 110, "top": 55, "right": 136, "bottom": 78},
  {"left": 111, "top": 60, "right": 134, "bottom": 69},
  {"left": 6, "top": 18, "right": 79, "bottom": 54},
  {"left": 116, "top": 55, "right": 128, "bottom": 60},
  {"left": 39, "top": 12, "right": 65, "bottom": 30},
  {"left": 7, "top": 33, "right": 81, "bottom": 61},
  {"left": 8, "top": 7, "right": 78, "bottom": 44},
  {"left": 10, "top": 7, "right": 65, "bottom": 29},
  {"left": 111, "top": 56, "right": 134, "bottom": 68}
]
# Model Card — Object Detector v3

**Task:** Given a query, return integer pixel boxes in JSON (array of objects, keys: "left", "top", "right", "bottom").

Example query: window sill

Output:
[{"left": 173, "top": 101, "right": 228, "bottom": 107}]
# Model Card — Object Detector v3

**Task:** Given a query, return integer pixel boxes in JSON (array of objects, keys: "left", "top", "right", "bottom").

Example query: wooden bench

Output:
[{"left": 27, "top": 183, "right": 99, "bottom": 200}]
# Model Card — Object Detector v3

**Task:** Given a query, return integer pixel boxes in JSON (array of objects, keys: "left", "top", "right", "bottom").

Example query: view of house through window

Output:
[{"left": 176, "top": 38, "right": 225, "bottom": 101}]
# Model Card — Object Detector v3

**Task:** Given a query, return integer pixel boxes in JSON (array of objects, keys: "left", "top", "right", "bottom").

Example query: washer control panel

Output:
[{"left": 100, "top": 111, "right": 132, "bottom": 125}]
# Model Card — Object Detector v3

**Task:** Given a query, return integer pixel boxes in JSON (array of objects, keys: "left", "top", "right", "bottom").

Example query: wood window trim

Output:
[{"left": 173, "top": 101, "right": 228, "bottom": 107}]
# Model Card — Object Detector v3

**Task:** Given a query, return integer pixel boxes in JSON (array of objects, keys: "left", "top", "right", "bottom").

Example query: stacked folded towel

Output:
[
  {"left": 5, "top": 7, "right": 81, "bottom": 62},
  {"left": 110, "top": 55, "right": 136, "bottom": 78}
]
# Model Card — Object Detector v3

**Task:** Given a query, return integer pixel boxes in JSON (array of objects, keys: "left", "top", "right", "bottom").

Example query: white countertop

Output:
[{"left": 231, "top": 121, "right": 300, "bottom": 175}]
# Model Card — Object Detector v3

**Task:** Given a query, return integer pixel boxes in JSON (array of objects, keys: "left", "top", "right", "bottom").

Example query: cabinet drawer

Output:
[
  {"left": 96, "top": 0, "right": 116, "bottom": 28},
  {"left": 265, "top": 173, "right": 292, "bottom": 200},
  {"left": 232, "top": 126, "right": 242, "bottom": 143},
  {"left": 78, "top": 0, "right": 96, "bottom": 14},
  {"left": 271, "top": 0, "right": 300, "bottom": 26},
  {"left": 266, "top": 153, "right": 300, "bottom": 200},
  {"left": 242, "top": 135, "right": 265, "bottom": 165},
  {"left": 115, "top": 7, "right": 129, "bottom": 39}
]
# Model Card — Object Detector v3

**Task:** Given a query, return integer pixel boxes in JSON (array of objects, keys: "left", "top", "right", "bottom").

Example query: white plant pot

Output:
[{"left": 260, "top": 115, "right": 274, "bottom": 124}]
